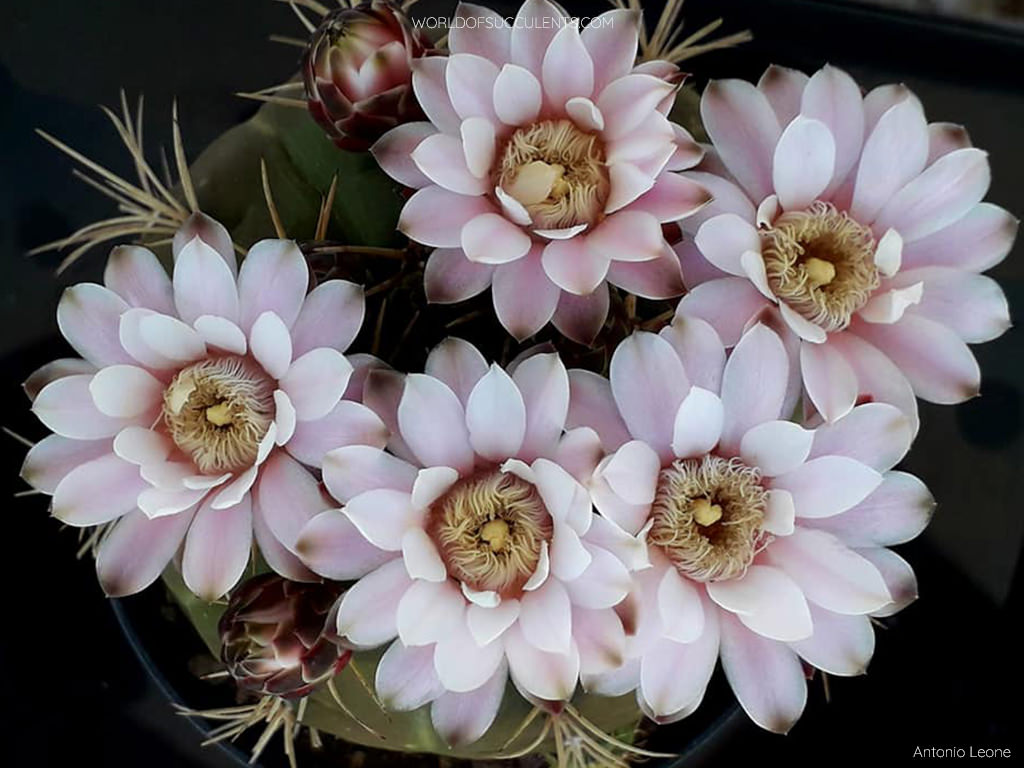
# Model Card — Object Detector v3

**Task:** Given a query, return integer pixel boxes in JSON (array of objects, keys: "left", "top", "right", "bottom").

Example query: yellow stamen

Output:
[
  {"left": 804, "top": 257, "right": 836, "bottom": 288},
  {"left": 205, "top": 401, "right": 233, "bottom": 426},
  {"left": 507, "top": 161, "right": 565, "bottom": 206},
  {"left": 691, "top": 497, "right": 723, "bottom": 526},
  {"left": 480, "top": 519, "right": 510, "bottom": 552}
]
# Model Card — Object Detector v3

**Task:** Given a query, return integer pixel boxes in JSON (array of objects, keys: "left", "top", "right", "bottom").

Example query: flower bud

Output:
[
  {"left": 303, "top": 0, "right": 431, "bottom": 151},
  {"left": 219, "top": 574, "right": 349, "bottom": 699}
]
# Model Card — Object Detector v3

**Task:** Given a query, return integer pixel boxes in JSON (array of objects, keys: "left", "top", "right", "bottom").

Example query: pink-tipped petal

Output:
[
  {"left": 809, "top": 402, "right": 914, "bottom": 471},
  {"left": 256, "top": 451, "right": 329, "bottom": 549},
  {"left": 718, "top": 611, "right": 807, "bottom": 733},
  {"left": 606, "top": 242, "right": 685, "bottom": 300},
  {"left": 718, "top": 324, "right": 789, "bottom": 454},
  {"left": 678, "top": 278, "right": 771, "bottom": 347},
  {"left": 757, "top": 65, "right": 809, "bottom": 126},
  {"left": 104, "top": 245, "right": 174, "bottom": 314},
  {"left": 493, "top": 64, "right": 543, "bottom": 126},
  {"left": 466, "top": 364, "right": 527, "bottom": 461},
  {"left": 828, "top": 332, "right": 919, "bottom": 434},
  {"left": 249, "top": 311, "right": 292, "bottom": 380},
  {"left": 800, "top": 341, "right": 858, "bottom": 423},
  {"left": 563, "top": 543, "right": 631, "bottom": 609},
  {"left": 449, "top": 2, "right": 511, "bottom": 63},
  {"left": 236, "top": 240, "right": 309, "bottom": 331},
  {"left": 511, "top": 352, "right": 569, "bottom": 462},
  {"left": 773, "top": 455, "right": 882, "bottom": 519},
  {"left": 51, "top": 452, "right": 146, "bottom": 527},
  {"left": 462, "top": 212, "right": 533, "bottom": 265},
  {"left": 172, "top": 237, "right": 239, "bottom": 324},
  {"left": 23, "top": 358, "right": 96, "bottom": 402},
  {"left": 772, "top": 117, "right": 836, "bottom": 211},
  {"left": 430, "top": 664, "right": 508, "bottom": 747},
  {"left": 96, "top": 508, "right": 196, "bottom": 597},
  {"left": 397, "top": 578, "right": 465, "bottom": 645},
  {"left": 551, "top": 283, "right": 610, "bottom": 345},
  {"left": 434, "top": 612, "right": 506, "bottom": 692},
  {"left": 640, "top": 605, "right": 719, "bottom": 719},
  {"left": 343, "top": 488, "right": 420, "bottom": 552},
  {"left": 295, "top": 508, "right": 394, "bottom": 580},
  {"left": 505, "top": 622, "right": 580, "bottom": 701},
  {"left": 88, "top": 365, "right": 163, "bottom": 419},
  {"left": 398, "top": 373, "right": 475, "bottom": 474},
  {"left": 194, "top": 315, "right": 247, "bottom": 355},
  {"left": 375, "top": 640, "right": 446, "bottom": 711},
  {"left": 566, "top": 369, "right": 631, "bottom": 452},
  {"left": 509, "top": 0, "right": 563, "bottom": 75},
  {"left": 700, "top": 79, "right": 781, "bottom": 202},
  {"left": 610, "top": 332, "right": 689, "bottom": 461},
  {"left": 790, "top": 605, "right": 874, "bottom": 676},
  {"left": 588, "top": 210, "right": 663, "bottom": 263},
  {"left": 413, "top": 57, "right": 461, "bottom": 134},
  {"left": 279, "top": 348, "right": 352, "bottom": 422},
  {"left": 371, "top": 122, "right": 438, "bottom": 188},
  {"left": 33, "top": 374, "right": 129, "bottom": 440},
  {"left": 597, "top": 74, "right": 675, "bottom": 142},
  {"left": 287, "top": 401, "right": 388, "bottom": 468},
  {"left": 336, "top": 558, "right": 410, "bottom": 646},
  {"left": 424, "top": 337, "right": 488, "bottom": 405},
  {"left": 447, "top": 53, "right": 500, "bottom": 122},
  {"left": 694, "top": 214, "right": 760, "bottom": 276},
  {"left": 895, "top": 267, "right": 1009, "bottom": 343},
  {"left": 767, "top": 528, "right": 891, "bottom": 614},
  {"left": 857, "top": 547, "right": 918, "bottom": 617},
  {"left": 740, "top": 420, "right": 813, "bottom": 477},
  {"left": 542, "top": 21, "right": 594, "bottom": 107},
  {"left": 424, "top": 247, "right": 494, "bottom": 303},
  {"left": 57, "top": 284, "right": 133, "bottom": 367},
  {"left": 493, "top": 248, "right": 560, "bottom": 341},
  {"left": 800, "top": 65, "right": 865, "bottom": 191},
  {"left": 182, "top": 495, "right": 252, "bottom": 601},
  {"left": 573, "top": 607, "right": 626, "bottom": 676},
  {"left": 582, "top": 9, "right": 639, "bottom": 92},
  {"left": 21, "top": 434, "right": 111, "bottom": 494},
  {"left": 540, "top": 238, "right": 610, "bottom": 296},
  {"left": 851, "top": 97, "right": 929, "bottom": 224},
  {"left": 901, "top": 202, "right": 1018, "bottom": 272},
  {"left": 413, "top": 132, "right": 490, "bottom": 195},
  {"left": 874, "top": 148, "right": 991, "bottom": 241},
  {"left": 290, "top": 280, "right": 364, "bottom": 356},
  {"left": 851, "top": 314, "right": 980, "bottom": 404},
  {"left": 626, "top": 173, "right": 711, "bottom": 224},
  {"left": 706, "top": 565, "right": 813, "bottom": 642},
  {"left": 806, "top": 471, "right": 933, "bottom": 547},
  {"left": 172, "top": 212, "right": 236, "bottom": 275},
  {"left": 660, "top": 314, "right": 725, "bottom": 392}
]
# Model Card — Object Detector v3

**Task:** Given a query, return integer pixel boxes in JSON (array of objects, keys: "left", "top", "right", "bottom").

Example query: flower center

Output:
[
  {"left": 649, "top": 455, "right": 767, "bottom": 582},
  {"left": 162, "top": 356, "right": 275, "bottom": 474},
  {"left": 496, "top": 119, "right": 609, "bottom": 230},
  {"left": 426, "top": 469, "right": 552, "bottom": 597},
  {"left": 761, "top": 201, "right": 880, "bottom": 332}
]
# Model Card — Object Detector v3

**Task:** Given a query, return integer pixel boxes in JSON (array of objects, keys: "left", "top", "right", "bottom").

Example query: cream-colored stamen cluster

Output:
[
  {"left": 762, "top": 201, "right": 880, "bottom": 332},
  {"left": 162, "top": 356, "right": 275, "bottom": 474},
  {"left": 427, "top": 470, "right": 552, "bottom": 597},
  {"left": 649, "top": 455, "right": 767, "bottom": 582},
  {"left": 497, "top": 119, "right": 609, "bottom": 230}
]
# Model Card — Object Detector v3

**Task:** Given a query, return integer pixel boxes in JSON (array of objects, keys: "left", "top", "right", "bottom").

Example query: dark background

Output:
[{"left": 1, "top": 1, "right": 1021, "bottom": 765}]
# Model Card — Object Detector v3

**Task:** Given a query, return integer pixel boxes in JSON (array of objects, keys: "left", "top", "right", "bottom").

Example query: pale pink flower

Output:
[
  {"left": 565, "top": 320, "right": 932, "bottom": 732},
  {"left": 21, "top": 214, "right": 387, "bottom": 599},
  {"left": 677, "top": 64, "right": 1014, "bottom": 429},
  {"left": 372, "top": 0, "right": 710, "bottom": 344},
  {"left": 294, "top": 338, "right": 634, "bottom": 746}
]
